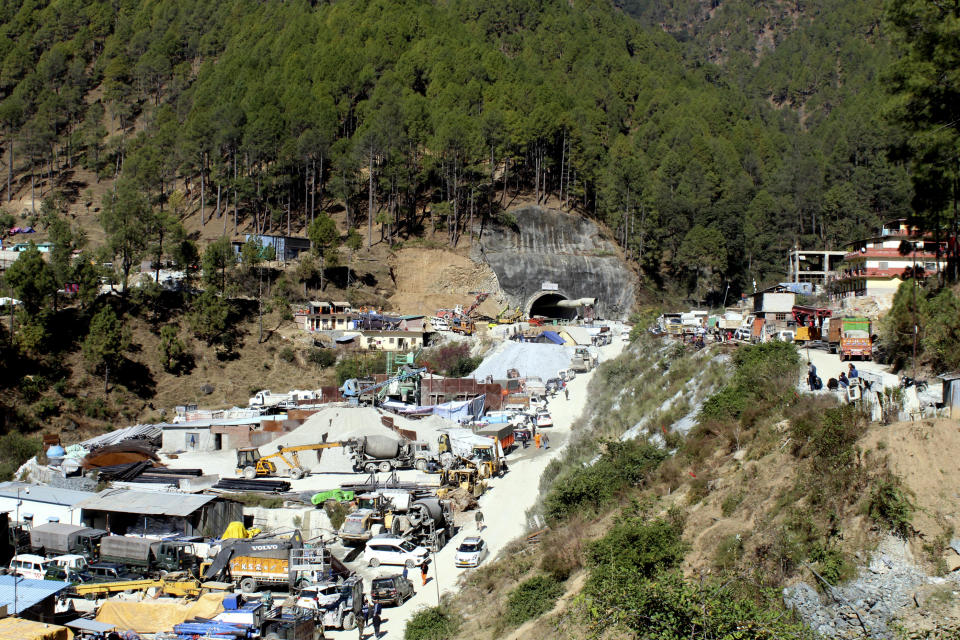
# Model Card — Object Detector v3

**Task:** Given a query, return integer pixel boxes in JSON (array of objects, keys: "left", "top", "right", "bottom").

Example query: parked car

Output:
[
  {"left": 734, "top": 327, "right": 751, "bottom": 341},
  {"left": 44, "top": 564, "right": 93, "bottom": 585},
  {"left": 86, "top": 562, "right": 137, "bottom": 583},
  {"left": 363, "top": 536, "right": 429, "bottom": 568},
  {"left": 371, "top": 573, "right": 415, "bottom": 606},
  {"left": 454, "top": 537, "right": 489, "bottom": 568},
  {"left": 775, "top": 330, "right": 795, "bottom": 342},
  {"left": 9, "top": 554, "right": 51, "bottom": 580}
]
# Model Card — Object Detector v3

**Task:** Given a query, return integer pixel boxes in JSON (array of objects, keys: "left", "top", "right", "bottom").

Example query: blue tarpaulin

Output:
[{"left": 541, "top": 331, "right": 565, "bottom": 345}]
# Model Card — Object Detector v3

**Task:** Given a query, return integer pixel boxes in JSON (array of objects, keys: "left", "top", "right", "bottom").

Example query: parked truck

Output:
[
  {"left": 828, "top": 317, "right": 873, "bottom": 360},
  {"left": 346, "top": 435, "right": 435, "bottom": 473},
  {"left": 570, "top": 347, "right": 596, "bottom": 373},
  {"left": 97, "top": 536, "right": 199, "bottom": 576},
  {"left": 248, "top": 389, "right": 316, "bottom": 408},
  {"left": 29, "top": 523, "right": 107, "bottom": 559},
  {"left": 339, "top": 493, "right": 453, "bottom": 550}
]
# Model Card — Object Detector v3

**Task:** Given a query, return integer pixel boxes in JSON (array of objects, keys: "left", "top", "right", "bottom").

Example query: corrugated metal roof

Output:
[
  {"left": 76, "top": 489, "right": 218, "bottom": 517},
  {"left": 0, "top": 575, "right": 70, "bottom": 613},
  {"left": 66, "top": 618, "right": 116, "bottom": 633},
  {"left": 160, "top": 414, "right": 284, "bottom": 430},
  {"left": 81, "top": 423, "right": 162, "bottom": 448},
  {"left": 0, "top": 482, "right": 94, "bottom": 506}
]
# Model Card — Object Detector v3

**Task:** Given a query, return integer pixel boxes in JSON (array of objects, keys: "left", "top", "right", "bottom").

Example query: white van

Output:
[
  {"left": 9, "top": 554, "right": 51, "bottom": 580},
  {"left": 51, "top": 554, "right": 88, "bottom": 572}
]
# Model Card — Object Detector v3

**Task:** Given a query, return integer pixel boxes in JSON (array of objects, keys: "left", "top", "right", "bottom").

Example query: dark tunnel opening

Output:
[{"left": 529, "top": 293, "right": 578, "bottom": 320}]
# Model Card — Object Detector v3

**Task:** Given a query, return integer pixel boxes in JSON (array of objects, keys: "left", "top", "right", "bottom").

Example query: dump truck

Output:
[
  {"left": 203, "top": 530, "right": 344, "bottom": 593},
  {"left": 346, "top": 435, "right": 435, "bottom": 473},
  {"left": 828, "top": 317, "right": 873, "bottom": 360},
  {"left": 97, "top": 536, "right": 199, "bottom": 576},
  {"left": 29, "top": 523, "right": 107, "bottom": 559}
]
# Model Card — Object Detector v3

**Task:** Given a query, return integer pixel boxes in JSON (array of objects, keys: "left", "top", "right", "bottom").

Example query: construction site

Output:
[{"left": 2, "top": 276, "right": 627, "bottom": 639}]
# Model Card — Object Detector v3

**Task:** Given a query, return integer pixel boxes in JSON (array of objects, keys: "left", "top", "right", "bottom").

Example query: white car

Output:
[
  {"left": 9, "top": 554, "right": 51, "bottom": 580},
  {"left": 364, "top": 536, "right": 430, "bottom": 568},
  {"left": 454, "top": 537, "right": 489, "bottom": 568}
]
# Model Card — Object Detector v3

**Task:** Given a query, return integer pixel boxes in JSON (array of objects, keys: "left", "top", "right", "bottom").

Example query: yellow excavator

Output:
[{"left": 235, "top": 442, "right": 348, "bottom": 480}]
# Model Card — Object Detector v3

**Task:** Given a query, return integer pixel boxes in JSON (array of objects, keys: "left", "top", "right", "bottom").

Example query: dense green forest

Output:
[{"left": 0, "top": 0, "right": 924, "bottom": 303}]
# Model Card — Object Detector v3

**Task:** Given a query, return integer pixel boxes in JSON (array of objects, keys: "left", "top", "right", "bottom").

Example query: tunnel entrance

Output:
[{"left": 528, "top": 292, "right": 578, "bottom": 321}]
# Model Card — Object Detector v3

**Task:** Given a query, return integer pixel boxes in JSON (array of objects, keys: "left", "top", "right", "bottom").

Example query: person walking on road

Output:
[
  {"left": 543, "top": 435, "right": 550, "bottom": 450},
  {"left": 807, "top": 362, "right": 818, "bottom": 391},
  {"left": 475, "top": 510, "right": 485, "bottom": 531},
  {"left": 421, "top": 559, "right": 430, "bottom": 586},
  {"left": 356, "top": 602, "right": 367, "bottom": 640},
  {"left": 564, "top": 386, "right": 569, "bottom": 400},
  {"left": 534, "top": 433, "right": 542, "bottom": 448},
  {"left": 371, "top": 601, "right": 382, "bottom": 638}
]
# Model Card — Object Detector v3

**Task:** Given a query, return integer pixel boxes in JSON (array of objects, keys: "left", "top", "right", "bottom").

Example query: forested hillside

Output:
[{"left": 0, "top": 0, "right": 913, "bottom": 303}]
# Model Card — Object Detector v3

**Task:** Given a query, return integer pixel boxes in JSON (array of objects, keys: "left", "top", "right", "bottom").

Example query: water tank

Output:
[{"left": 46, "top": 444, "right": 66, "bottom": 458}]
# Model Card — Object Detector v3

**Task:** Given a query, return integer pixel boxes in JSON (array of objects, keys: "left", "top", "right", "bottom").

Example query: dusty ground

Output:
[
  {"left": 862, "top": 419, "right": 960, "bottom": 550},
  {"left": 387, "top": 247, "right": 504, "bottom": 318}
]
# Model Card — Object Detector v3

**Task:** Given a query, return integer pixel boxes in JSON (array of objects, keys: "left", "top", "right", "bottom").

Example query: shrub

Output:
[
  {"left": 31, "top": 397, "right": 60, "bottom": 419},
  {"left": 421, "top": 343, "right": 480, "bottom": 377},
  {"left": 588, "top": 516, "right": 687, "bottom": 578},
  {"left": 721, "top": 490, "right": 746, "bottom": 517},
  {"left": 158, "top": 325, "right": 191, "bottom": 374},
  {"left": 544, "top": 440, "right": 666, "bottom": 521},
  {"left": 713, "top": 534, "right": 744, "bottom": 571},
  {"left": 867, "top": 473, "right": 915, "bottom": 538},
  {"left": 279, "top": 346, "right": 297, "bottom": 363},
  {"left": 324, "top": 501, "right": 349, "bottom": 530},
  {"left": 307, "top": 348, "right": 336, "bottom": 368},
  {"left": 404, "top": 605, "right": 460, "bottom": 640},
  {"left": 505, "top": 575, "right": 564, "bottom": 626}
]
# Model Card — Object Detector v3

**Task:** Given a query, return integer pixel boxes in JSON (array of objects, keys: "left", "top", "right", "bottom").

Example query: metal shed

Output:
[
  {"left": 938, "top": 372, "right": 960, "bottom": 419},
  {"left": 78, "top": 489, "right": 242, "bottom": 537}
]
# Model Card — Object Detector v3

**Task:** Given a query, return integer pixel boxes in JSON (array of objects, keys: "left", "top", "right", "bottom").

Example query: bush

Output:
[
  {"left": 31, "top": 397, "right": 60, "bottom": 419},
  {"left": 421, "top": 343, "right": 480, "bottom": 377},
  {"left": 505, "top": 575, "right": 564, "bottom": 626},
  {"left": 544, "top": 440, "right": 666, "bottom": 521},
  {"left": 324, "top": 502, "right": 349, "bottom": 530},
  {"left": 158, "top": 325, "right": 192, "bottom": 374},
  {"left": 721, "top": 490, "right": 745, "bottom": 517},
  {"left": 404, "top": 605, "right": 460, "bottom": 640},
  {"left": 279, "top": 346, "right": 297, "bottom": 363},
  {"left": 307, "top": 348, "right": 336, "bottom": 368},
  {"left": 867, "top": 473, "right": 915, "bottom": 538},
  {"left": 588, "top": 516, "right": 687, "bottom": 578},
  {"left": 713, "top": 534, "right": 744, "bottom": 571}
]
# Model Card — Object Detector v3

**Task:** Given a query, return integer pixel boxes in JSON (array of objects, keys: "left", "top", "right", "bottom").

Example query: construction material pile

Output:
[
  {"left": 262, "top": 406, "right": 459, "bottom": 473},
  {"left": 94, "top": 461, "right": 203, "bottom": 485},
  {"left": 471, "top": 341, "right": 575, "bottom": 380},
  {"left": 213, "top": 478, "right": 291, "bottom": 493}
]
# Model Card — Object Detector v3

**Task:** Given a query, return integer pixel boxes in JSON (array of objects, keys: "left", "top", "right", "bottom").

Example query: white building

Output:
[{"left": 0, "top": 482, "right": 95, "bottom": 526}]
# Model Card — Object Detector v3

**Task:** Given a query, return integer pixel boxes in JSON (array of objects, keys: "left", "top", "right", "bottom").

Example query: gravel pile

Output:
[
  {"left": 471, "top": 342, "right": 575, "bottom": 381},
  {"left": 264, "top": 405, "right": 457, "bottom": 473}
]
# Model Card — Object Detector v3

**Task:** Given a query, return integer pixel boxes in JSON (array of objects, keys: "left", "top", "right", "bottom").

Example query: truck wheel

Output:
[
  {"left": 379, "top": 461, "right": 392, "bottom": 473},
  {"left": 364, "top": 462, "right": 377, "bottom": 474},
  {"left": 290, "top": 467, "right": 305, "bottom": 480},
  {"left": 240, "top": 578, "right": 257, "bottom": 594},
  {"left": 369, "top": 558, "right": 381, "bottom": 568},
  {"left": 415, "top": 459, "right": 428, "bottom": 471},
  {"left": 243, "top": 466, "right": 257, "bottom": 480},
  {"left": 342, "top": 612, "right": 356, "bottom": 631}
]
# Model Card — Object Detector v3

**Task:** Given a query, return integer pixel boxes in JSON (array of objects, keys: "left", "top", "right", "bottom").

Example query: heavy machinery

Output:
[
  {"left": 203, "top": 530, "right": 346, "bottom": 593},
  {"left": 791, "top": 305, "right": 832, "bottom": 343},
  {"left": 236, "top": 441, "right": 348, "bottom": 479},
  {"left": 72, "top": 575, "right": 232, "bottom": 599},
  {"left": 493, "top": 305, "right": 523, "bottom": 325},
  {"left": 450, "top": 316, "right": 475, "bottom": 335},
  {"left": 338, "top": 492, "right": 453, "bottom": 550},
  {"left": 339, "top": 366, "right": 426, "bottom": 406},
  {"left": 437, "top": 429, "right": 505, "bottom": 479},
  {"left": 296, "top": 576, "right": 364, "bottom": 631},
  {"left": 346, "top": 435, "right": 435, "bottom": 473}
]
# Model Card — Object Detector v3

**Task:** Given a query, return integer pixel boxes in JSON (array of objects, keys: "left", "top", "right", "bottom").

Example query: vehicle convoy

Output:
[
  {"left": 371, "top": 573, "right": 414, "bottom": 606},
  {"left": 347, "top": 435, "right": 435, "bottom": 473},
  {"left": 97, "top": 536, "right": 199, "bottom": 576},
  {"left": 828, "top": 317, "right": 873, "bottom": 360},
  {"left": 236, "top": 441, "right": 347, "bottom": 479},
  {"left": 296, "top": 576, "right": 364, "bottom": 630},
  {"left": 29, "top": 522, "right": 107, "bottom": 559}
]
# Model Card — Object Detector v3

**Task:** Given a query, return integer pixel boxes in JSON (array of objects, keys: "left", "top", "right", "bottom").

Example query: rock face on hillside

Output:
[{"left": 474, "top": 206, "right": 637, "bottom": 320}]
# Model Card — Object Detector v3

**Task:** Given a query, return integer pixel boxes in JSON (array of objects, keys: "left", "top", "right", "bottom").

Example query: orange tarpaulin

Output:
[{"left": 96, "top": 593, "right": 226, "bottom": 633}]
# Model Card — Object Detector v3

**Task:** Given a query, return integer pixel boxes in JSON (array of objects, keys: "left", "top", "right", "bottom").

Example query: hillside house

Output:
[
  {"left": 750, "top": 285, "right": 796, "bottom": 329},
  {"left": 0, "top": 482, "right": 94, "bottom": 526},
  {"left": 831, "top": 219, "right": 947, "bottom": 301},
  {"left": 358, "top": 331, "right": 426, "bottom": 351}
]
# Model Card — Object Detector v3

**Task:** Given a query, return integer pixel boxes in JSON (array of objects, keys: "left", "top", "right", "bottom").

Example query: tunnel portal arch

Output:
[{"left": 526, "top": 291, "right": 578, "bottom": 320}]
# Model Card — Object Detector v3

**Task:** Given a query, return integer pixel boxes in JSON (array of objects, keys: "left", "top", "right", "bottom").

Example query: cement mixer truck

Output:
[
  {"left": 339, "top": 490, "right": 454, "bottom": 550},
  {"left": 345, "top": 435, "right": 435, "bottom": 473}
]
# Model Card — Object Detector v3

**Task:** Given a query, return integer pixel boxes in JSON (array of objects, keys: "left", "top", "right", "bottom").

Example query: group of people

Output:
[
  {"left": 356, "top": 596, "right": 385, "bottom": 639},
  {"left": 809, "top": 361, "right": 860, "bottom": 392}
]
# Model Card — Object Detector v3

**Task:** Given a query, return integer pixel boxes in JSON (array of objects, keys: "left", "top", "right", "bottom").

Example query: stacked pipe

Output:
[{"left": 213, "top": 478, "right": 291, "bottom": 493}]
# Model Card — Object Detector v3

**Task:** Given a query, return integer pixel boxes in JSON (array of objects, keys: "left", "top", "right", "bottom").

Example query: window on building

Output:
[{"left": 775, "top": 313, "right": 787, "bottom": 321}]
